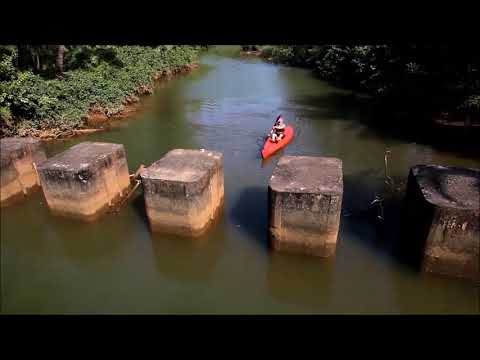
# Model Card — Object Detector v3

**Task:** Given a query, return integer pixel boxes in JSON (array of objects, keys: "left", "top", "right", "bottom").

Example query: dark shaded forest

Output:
[{"left": 258, "top": 45, "right": 480, "bottom": 128}]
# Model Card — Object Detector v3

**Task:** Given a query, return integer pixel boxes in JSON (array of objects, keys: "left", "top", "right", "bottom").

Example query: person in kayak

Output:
[{"left": 270, "top": 115, "right": 286, "bottom": 142}]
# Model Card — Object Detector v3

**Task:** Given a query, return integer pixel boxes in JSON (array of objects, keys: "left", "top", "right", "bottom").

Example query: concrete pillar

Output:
[
  {"left": 403, "top": 164, "right": 479, "bottom": 281},
  {"left": 36, "top": 141, "right": 130, "bottom": 220},
  {"left": 141, "top": 149, "right": 224, "bottom": 236},
  {"left": 268, "top": 156, "right": 343, "bottom": 257},
  {"left": 1, "top": 137, "right": 47, "bottom": 206}
]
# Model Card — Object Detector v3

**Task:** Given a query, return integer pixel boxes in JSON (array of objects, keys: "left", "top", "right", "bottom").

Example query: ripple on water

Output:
[{"left": 2, "top": 47, "right": 478, "bottom": 314}]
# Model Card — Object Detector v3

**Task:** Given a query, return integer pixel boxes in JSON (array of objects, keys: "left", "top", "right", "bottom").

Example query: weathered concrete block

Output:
[
  {"left": 140, "top": 149, "right": 224, "bottom": 236},
  {"left": 36, "top": 142, "right": 130, "bottom": 220},
  {"left": 403, "top": 164, "right": 480, "bottom": 281},
  {"left": 268, "top": 156, "right": 343, "bottom": 257},
  {"left": 1, "top": 137, "right": 47, "bottom": 206}
]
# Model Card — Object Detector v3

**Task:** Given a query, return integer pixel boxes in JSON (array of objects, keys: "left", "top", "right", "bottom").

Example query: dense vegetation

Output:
[
  {"left": 0, "top": 45, "right": 200, "bottom": 137},
  {"left": 2, "top": 44, "right": 478, "bottom": 139},
  {"left": 260, "top": 45, "right": 480, "bottom": 125},
  {"left": 241, "top": 45, "right": 260, "bottom": 52}
]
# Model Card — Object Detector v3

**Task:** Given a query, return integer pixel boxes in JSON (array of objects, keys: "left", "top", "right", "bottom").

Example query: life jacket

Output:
[{"left": 275, "top": 123, "right": 286, "bottom": 133}]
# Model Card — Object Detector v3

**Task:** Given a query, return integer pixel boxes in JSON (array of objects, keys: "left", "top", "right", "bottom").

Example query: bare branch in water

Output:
[{"left": 384, "top": 150, "right": 394, "bottom": 189}]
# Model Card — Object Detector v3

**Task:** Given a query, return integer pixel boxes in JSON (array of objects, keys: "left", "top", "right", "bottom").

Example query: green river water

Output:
[{"left": 1, "top": 46, "right": 479, "bottom": 314}]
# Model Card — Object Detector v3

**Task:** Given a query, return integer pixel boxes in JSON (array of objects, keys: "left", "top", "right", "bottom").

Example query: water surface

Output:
[{"left": 2, "top": 46, "right": 479, "bottom": 314}]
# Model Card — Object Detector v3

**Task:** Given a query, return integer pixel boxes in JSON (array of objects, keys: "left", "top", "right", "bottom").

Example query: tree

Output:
[
  {"left": 15, "top": 45, "right": 65, "bottom": 76},
  {"left": 56, "top": 45, "right": 65, "bottom": 76}
]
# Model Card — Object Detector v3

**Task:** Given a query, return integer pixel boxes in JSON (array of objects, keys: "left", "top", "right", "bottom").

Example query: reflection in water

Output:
[
  {"left": 267, "top": 253, "right": 335, "bottom": 308},
  {"left": 56, "top": 219, "right": 126, "bottom": 263},
  {"left": 151, "top": 237, "right": 219, "bottom": 283},
  {"left": 150, "top": 212, "right": 226, "bottom": 283},
  {"left": 2, "top": 46, "right": 479, "bottom": 314}
]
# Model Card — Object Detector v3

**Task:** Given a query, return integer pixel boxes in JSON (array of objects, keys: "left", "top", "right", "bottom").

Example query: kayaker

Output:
[{"left": 270, "top": 115, "right": 286, "bottom": 142}]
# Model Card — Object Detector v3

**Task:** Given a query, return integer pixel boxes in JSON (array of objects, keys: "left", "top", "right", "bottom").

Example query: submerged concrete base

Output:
[
  {"left": 141, "top": 149, "right": 224, "bottom": 236},
  {"left": 403, "top": 165, "right": 480, "bottom": 281},
  {"left": 268, "top": 156, "right": 343, "bottom": 257},
  {"left": 1, "top": 137, "right": 47, "bottom": 206},
  {"left": 37, "top": 142, "right": 130, "bottom": 221}
]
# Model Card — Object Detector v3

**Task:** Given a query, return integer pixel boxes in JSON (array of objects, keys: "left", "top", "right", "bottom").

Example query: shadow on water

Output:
[
  {"left": 131, "top": 190, "right": 150, "bottom": 229},
  {"left": 341, "top": 170, "right": 426, "bottom": 272},
  {"left": 390, "top": 167, "right": 480, "bottom": 273},
  {"left": 230, "top": 186, "right": 270, "bottom": 252},
  {"left": 292, "top": 92, "right": 480, "bottom": 158},
  {"left": 285, "top": 92, "right": 369, "bottom": 124}
]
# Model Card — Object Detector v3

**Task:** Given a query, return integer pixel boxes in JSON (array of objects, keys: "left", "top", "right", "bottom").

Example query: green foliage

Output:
[
  {"left": 0, "top": 105, "right": 11, "bottom": 122},
  {"left": 241, "top": 45, "right": 260, "bottom": 52},
  {"left": 261, "top": 45, "right": 295, "bottom": 63},
  {"left": 64, "top": 45, "right": 124, "bottom": 70},
  {"left": 2, "top": 71, "right": 60, "bottom": 120},
  {"left": 459, "top": 94, "right": 480, "bottom": 114},
  {"left": 262, "top": 45, "right": 480, "bottom": 118},
  {"left": 0, "top": 47, "right": 17, "bottom": 82},
  {"left": 1, "top": 46, "right": 199, "bottom": 135}
]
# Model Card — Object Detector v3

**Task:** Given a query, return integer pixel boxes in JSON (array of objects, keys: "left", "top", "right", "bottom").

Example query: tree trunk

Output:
[
  {"left": 30, "top": 46, "right": 41, "bottom": 73},
  {"left": 56, "top": 45, "right": 65, "bottom": 76},
  {"left": 464, "top": 114, "right": 471, "bottom": 134},
  {"left": 34, "top": 53, "right": 40, "bottom": 72},
  {"left": 17, "top": 45, "right": 28, "bottom": 70}
]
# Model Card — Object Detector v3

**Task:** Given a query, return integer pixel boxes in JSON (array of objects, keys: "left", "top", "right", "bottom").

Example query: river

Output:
[{"left": 1, "top": 46, "right": 479, "bottom": 314}]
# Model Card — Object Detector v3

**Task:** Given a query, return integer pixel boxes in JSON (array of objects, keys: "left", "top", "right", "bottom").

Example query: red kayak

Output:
[{"left": 261, "top": 126, "right": 294, "bottom": 159}]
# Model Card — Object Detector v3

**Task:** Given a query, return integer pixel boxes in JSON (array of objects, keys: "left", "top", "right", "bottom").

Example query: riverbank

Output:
[
  {"left": 257, "top": 45, "right": 479, "bottom": 119},
  {"left": 0, "top": 46, "right": 200, "bottom": 140},
  {"left": 26, "top": 63, "right": 199, "bottom": 141},
  {"left": 239, "top": 50, "right": 263, "bottom": 57},
  {"left": 3, "top": 47, "right": 479, "bottom": 314},
  {"left": 255, "top": 45, "right": 480, "bottom": 154}
]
